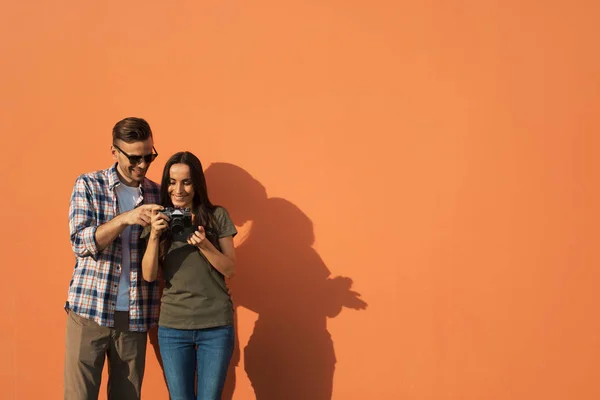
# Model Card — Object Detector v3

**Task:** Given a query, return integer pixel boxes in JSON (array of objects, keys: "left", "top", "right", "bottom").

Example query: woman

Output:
[{"left": 142, "top": 151, "right": 237, "bottom": 400}]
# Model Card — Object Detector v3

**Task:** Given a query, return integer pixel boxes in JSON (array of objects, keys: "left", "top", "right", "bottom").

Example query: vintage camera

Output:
[{"left": 160, "top": 207, "right": 195, "bottom": 242}]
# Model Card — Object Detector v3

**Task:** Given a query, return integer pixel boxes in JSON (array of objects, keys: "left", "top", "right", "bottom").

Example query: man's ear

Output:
[{"left": 111, "top": 145, "right": 118, "bottom": 161}]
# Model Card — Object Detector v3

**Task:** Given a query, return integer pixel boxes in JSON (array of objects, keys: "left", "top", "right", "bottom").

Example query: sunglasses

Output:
[{"left": 113, "top": 143, "right": 158, "bottom": 165}]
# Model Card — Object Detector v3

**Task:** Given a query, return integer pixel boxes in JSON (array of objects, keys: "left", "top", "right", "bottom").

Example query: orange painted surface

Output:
[{"left": 1, "top": 1, "right": 599, "bottom": 399}]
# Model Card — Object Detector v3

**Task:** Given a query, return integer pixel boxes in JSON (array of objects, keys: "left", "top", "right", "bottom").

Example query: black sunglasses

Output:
[{"left": 113, "top": 143, "right": 158, "bottom": 165}]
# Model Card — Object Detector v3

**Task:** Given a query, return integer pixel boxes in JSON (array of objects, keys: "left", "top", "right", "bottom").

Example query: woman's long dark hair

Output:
[{"left": 158, "top": 151, "right": 220, "bottom": 255}]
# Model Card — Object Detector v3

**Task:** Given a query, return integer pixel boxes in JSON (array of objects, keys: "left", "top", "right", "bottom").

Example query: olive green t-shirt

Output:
[{"left": 158, "top": 207, "right": 237, "bottom": 330}]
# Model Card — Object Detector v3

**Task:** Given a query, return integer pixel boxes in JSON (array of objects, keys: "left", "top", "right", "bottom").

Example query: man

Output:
[{"left": 64, "top": 117, "right": 163, "bottom": 400}]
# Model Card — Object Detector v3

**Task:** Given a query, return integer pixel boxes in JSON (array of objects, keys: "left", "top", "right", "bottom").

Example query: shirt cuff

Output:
[{"left": 81, "top": 225, "right": 99, "bottom": 260}]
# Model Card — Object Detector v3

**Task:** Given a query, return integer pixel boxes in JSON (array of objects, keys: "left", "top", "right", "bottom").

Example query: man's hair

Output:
[{"left": 112, "top": 117, "right": 153, "bottom": 143}]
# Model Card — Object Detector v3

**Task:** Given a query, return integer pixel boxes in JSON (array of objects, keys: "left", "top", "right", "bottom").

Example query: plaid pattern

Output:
[{"left": 66, "top": 163, "right": 161, "bottom": 332}]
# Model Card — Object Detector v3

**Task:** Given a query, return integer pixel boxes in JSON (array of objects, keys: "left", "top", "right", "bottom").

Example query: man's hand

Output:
[
  {"left": 124, "top": 204, "right": 164, "bottom": 227},
  {"left": 94, "top": 204, "right": 164, "bottom": 252}
]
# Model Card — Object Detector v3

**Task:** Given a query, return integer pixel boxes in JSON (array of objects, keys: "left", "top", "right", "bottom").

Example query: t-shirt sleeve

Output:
[{"left": 215, "top": 207, "right": 237, "bottom": 238}]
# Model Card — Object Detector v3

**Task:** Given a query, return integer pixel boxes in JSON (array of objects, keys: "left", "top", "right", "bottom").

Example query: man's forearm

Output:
[{"left": 95, "top": 213, "right": 128, "bottom": 252}]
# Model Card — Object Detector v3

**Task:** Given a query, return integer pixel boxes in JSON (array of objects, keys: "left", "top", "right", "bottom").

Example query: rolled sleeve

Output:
[
  {"left": 72, "top": 225, "right": 99, "bottom": 259},
  {"left": 69, "top": 177, "right": 100, "bottom": 260}
]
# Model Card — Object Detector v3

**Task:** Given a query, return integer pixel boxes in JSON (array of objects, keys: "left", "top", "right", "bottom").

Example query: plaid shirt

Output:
[{"left": 66, "top": 163, "right": 161, "bottom": 332}]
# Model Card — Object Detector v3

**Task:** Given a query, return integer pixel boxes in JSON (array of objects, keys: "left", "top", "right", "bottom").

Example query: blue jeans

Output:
[{"left": 158, "top": 325, "right": 234, "bottom": 400}]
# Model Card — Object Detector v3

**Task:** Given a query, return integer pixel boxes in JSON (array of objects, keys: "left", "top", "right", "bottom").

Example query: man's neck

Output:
[{"left": 116, "top": 168, "right": 140, "bottom": 188}]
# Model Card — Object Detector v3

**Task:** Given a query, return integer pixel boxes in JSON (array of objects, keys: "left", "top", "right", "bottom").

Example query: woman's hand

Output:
[
  {"left": 150, "top": 209, "right": 169, "bottom": 239},
  {"left": 187, "top": 226, "right": 208, "bottom": 248}
]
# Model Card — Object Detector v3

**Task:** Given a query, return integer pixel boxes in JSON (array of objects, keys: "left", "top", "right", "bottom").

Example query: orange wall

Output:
[{"left": 1, "top": 1, "right": 599, "bottom": 399}]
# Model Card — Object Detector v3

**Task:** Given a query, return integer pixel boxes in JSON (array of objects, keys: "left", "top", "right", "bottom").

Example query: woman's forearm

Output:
[
  {"left": 199, "top": 241, "right": 236, "bottom": 278},
  {"left": 142, "top": 236, "right": 161, "bottom": 282}
]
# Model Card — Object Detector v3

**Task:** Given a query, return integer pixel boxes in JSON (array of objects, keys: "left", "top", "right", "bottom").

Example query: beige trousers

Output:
[{"left": 64, "top": 310, "right": 147, "bottom": 400}]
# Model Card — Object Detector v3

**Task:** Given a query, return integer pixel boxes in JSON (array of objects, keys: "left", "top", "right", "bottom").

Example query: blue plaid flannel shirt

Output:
[{"left": 66, "top": 163, "right": 160, "bottom": 331}]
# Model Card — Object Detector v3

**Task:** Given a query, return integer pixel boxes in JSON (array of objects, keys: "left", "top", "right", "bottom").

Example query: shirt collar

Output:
[{"left": 108, "top": 163, "right": 120, "bottom": 190}]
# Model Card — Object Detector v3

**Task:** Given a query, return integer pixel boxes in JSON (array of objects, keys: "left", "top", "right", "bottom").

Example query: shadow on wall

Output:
[{"left": 203, "top": 162, "right": 368, "bottom": 400}]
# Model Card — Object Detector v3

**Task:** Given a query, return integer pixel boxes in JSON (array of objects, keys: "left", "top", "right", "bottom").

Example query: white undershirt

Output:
[{"left": 114, "top": 183, "right": 141, "bottom": 311}]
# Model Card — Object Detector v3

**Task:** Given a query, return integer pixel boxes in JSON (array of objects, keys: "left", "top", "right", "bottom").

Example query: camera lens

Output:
[{"left": 171, "top": 218, "right": 184, "bottom": 235}]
